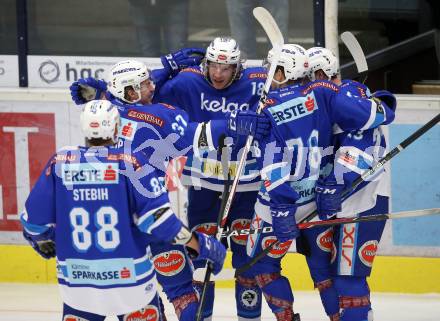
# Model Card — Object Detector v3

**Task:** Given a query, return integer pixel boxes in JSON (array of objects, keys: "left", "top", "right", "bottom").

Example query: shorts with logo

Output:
[
  {"left": 331, "top": 195, "right": 388, "bottom": 277},
  {"left": 245, "top": 211, "right": 293, "bottom": 275},
  {"left": 62, "top": 294, "right": 164, "bottom": 321},
  {"left": 187, "top": 187, "right": 258, "bottom": 270}
]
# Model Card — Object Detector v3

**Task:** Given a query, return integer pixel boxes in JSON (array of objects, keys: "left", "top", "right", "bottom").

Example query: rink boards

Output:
[{"left": 0, "top": 89, "right": 439, "bottom": 292}]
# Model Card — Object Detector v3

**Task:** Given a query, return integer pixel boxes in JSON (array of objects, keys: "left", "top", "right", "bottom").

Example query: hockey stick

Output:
[
  {"left": 218, "top": 7, "right": 284, "bottom": 229},
  {"left": 196, "top": 9, "right": 284, "bottom": 318},
  {"left": 235, "top": 112, "right": 440, "bottom": 277},
  {"left": 219, "top": 207, "right": 440, "bottom": 238},
  {"left": 340, "top": 31, "right": 368, "bottom": 83},
  {"left": 194, "top": 207, "right": 440, "bottom": 281},
  {"left": 195, "top": 136, "right": 231, "bottom": 321}
]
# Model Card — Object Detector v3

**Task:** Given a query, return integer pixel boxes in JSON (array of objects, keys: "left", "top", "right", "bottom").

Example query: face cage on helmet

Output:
[{"left": 202, "top": 58, "right": 243, "bottom": 89}]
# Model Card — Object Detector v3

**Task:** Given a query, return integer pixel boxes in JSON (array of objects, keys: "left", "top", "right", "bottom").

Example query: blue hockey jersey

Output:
[
  {"left": 106, "top": 95, "right": 228, "bottom": 176},
  {"left": 330, "top": 79, "right": 390, "bottom": 216},
  {"left": 20, "top": 145, "right": 182, "bottom": 315},
  {"left": 255, "top": 80, "right": 395, "bottom": 221},
  {"left": 156, "top": 66, "right": 267, "bottom": 191}
]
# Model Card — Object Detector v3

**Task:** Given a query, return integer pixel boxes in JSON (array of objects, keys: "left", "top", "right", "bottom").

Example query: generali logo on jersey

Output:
[
  {"left": 61, "top": 162, "right": 119, "bottom": 185},
  {"left": 200, "top": 92, "right": 250, "bottom": 113}
]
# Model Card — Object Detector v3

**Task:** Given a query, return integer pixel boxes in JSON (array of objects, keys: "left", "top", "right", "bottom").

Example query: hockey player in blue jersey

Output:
[
  {"left": 68, "top": 58, "right": 269, "bottom": 320},
  {"left": 245, "top": 44, "right": 396, "bottom": 321},
  {"left": 20, "top": 100, "right": 227, "bottom": 321},
  {"left": 308, "top": 47, "right": 395, "bottom": 321},
  {"left": 154, "top": 37, "right": 268, "bottom": 321}
]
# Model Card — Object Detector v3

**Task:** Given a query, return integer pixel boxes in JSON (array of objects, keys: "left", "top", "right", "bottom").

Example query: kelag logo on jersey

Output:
[
  {"left": 66, "top": 258, "right": 136, "bottom": 286},
  {"left": 62, "top": 162, "right": 119, "bottom": 185},
  {"left": 200, "top": 93, "right": 250, "bottom": 113},
  {"left": 268, "top": 92, "right": 318, "bottom": 125}
]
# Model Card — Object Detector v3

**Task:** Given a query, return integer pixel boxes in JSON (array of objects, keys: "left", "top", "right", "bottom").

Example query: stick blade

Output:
[
  {"left": 253, "top": 7, "right": 284, "bottom": 48},
  {"left": 340, "top": 31, "right": 368, "bottom": 74}
]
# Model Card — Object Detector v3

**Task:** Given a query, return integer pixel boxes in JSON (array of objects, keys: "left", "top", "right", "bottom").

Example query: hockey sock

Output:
[
  {"left": 334, "top": 276, "right": 372, "bottom": 321},
  {"left": 171, "top": 292, "right": 198, "bottom": 321},
  {"left": 235, "top": 275, "right": 262, "bottom": 320},
  {"left": 315, "top": 279, "right": 340, "bottom": 320},
  {"left": 255, "top": 272, "right": 295, "bottom": 321},
  {"left": 193, "top": 280, "right": 215, "bottom": 320}
]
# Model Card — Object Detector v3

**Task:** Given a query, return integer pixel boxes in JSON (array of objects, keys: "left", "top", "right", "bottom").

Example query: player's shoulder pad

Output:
[
  {"left": 125, "top": 105, "right": 166, "bottom": 128},
  {"left": 340, "top": 79, "right": 369, "bottom": 98},
  {"left": 242, "top": 66, "right": 267, "bottom": 80},
  {"left": 302, "top": 80, "right": 340, "bottom": 95},
  {"left": 179, "top": 66, "right": 204, "bottom": 77},
  {"left": 44, "top": 146, "right": 81, "bottom": 176},
  {"left": 106, "top": 146, "right": 144, "bottom": 171}
]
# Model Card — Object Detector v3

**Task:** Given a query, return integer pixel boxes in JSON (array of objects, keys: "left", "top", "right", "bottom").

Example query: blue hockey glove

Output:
[
  {"left": 371, "top": 90, "right": 396, "bottom": 112},
  {"left": 315, "top": 178, "right": 344, "bottom": 220},
  {"left": 227, "top": 110, "right": 271, "bottom": 140},
  {"left": 69, "top": 77, "right": 107, "bottom": 105},
  {"left": 270, "top": 203, "right": 299, "bottom": 243},
  {"left": 161, "top": 47, "right": 206, "bottom": 77},
  {"left": 191, "top": 232, "right": 226, "bottom": 275},
  {"left": 22, "top": 228, "right": 56, "bottom": 259}
]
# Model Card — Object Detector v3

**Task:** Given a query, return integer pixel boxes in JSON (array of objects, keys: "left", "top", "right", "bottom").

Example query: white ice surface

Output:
[{"left": 0, "top": 283, "right": 439, "bottom": 320}]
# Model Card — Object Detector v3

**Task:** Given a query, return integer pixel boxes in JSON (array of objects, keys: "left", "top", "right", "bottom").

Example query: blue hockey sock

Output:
[
  {"left": 193, "top": 280, "right": 215, "bottom": 319},
  {"left": 235, "top": 275, "right": 262, "bottom": 320}
]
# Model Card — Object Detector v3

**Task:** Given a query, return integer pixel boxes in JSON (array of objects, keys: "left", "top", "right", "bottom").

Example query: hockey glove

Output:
[
  {"left": 227, "top": 109, "right": 271, "bottom": 140},
  {"left": 315, "top": 178, "right": 344, "bottom": 220},
  {"left": 270, "top": 203, "right": 300, "bottom": 243},
  {"left": 69, "top": 77, "right": 107, "bottom": 105},
  {"left": 161, "top": 47, "right": 206, "bottom": 77},
  {"left": 371, "top": 90, "right": 396, "bottom": 112},
  {"left": 23, "top": 228, "right": 56, "bottom": 259},
  {"left": 189, "top": 232, "right": 226, "bottom": 275}
]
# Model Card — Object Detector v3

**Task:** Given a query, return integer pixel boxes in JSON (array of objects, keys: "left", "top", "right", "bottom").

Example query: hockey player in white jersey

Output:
[
  {"left": 20, "top": 100, "right": 227, "bottom": 321},
  {"left": 308, "top": 46, "right": 395, "bottom": 321},
  {"left": 245, "top": 44, "right": 396, "bottom": 321}
]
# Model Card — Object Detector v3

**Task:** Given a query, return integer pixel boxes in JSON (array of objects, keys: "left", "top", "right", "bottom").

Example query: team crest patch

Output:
[
  {"left": 240, "top": 288, "right": 259, "bottom": 309},
  {"left": 123, "top": 305, "right": 159, "bottom": 321},
  {"left": 193, "top": 223, "right": 217, "bottom": 236},
  {"left": 317, "top": 228, "right": 334, "bottom": 252},
  {"left": 358, "top": 240, "right": 379, "bottom": 267},
  {"left": 153, "top": 250, "right": 186, "bottom": 277},
  {"left": 261, "top": 236, "right": 292, "bottom": 258},
  {"left": 230, "top": 219, "right": 251, "bottom": 245}
]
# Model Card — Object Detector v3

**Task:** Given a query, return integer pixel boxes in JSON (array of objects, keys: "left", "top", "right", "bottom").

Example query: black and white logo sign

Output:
[{"left": 39, "top": 60, "right": 60, "bottom": 84}]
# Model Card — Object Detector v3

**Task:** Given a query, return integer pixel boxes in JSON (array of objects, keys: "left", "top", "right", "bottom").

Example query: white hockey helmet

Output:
[
  {"left": 107, "top": 60, "right": 151, "bottom": 103},
  {"left": 205, "top": 37, "right": 242, "bottom": 65},
  {"left": 307, "top": 47, "right": 339, "bottom": 81},
  {"left": 266, "top": 44, "right": 309, "bottom": 84},
  {"left": 80, "top": 100, "right": 120, "bottom": 143},
  {"left": 203, "top": 37, "right": 243, "bottom": 88}
]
